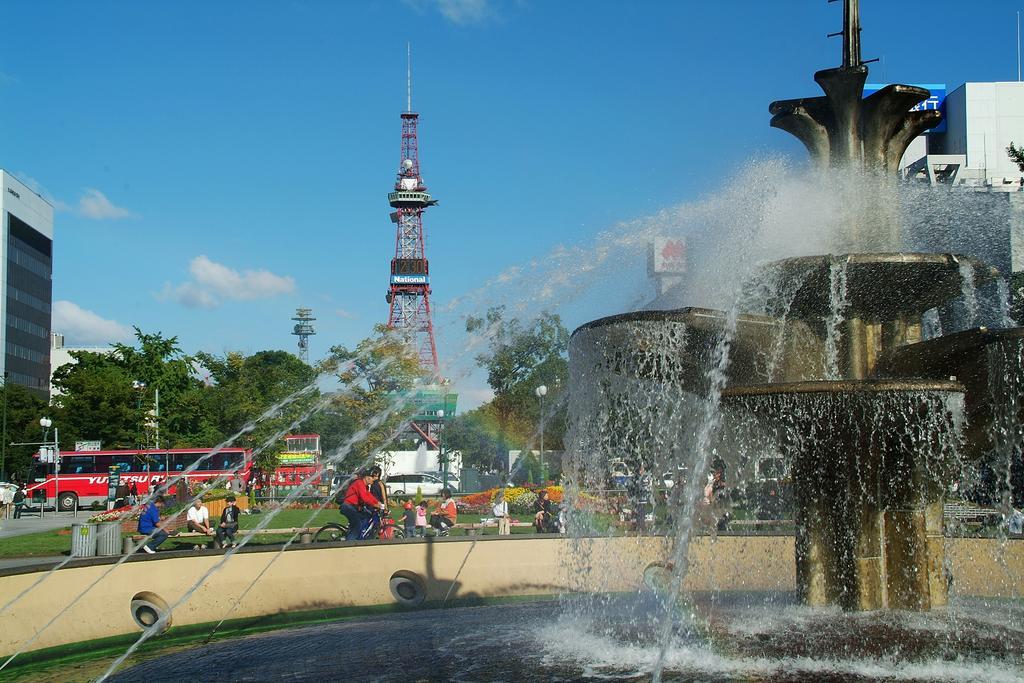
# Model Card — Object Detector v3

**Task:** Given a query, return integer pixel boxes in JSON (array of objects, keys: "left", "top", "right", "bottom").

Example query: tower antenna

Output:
[
  {"left": 826, "top": 0, "right": 862, "bottom": 68},
  {"left": 291, "top": 307, "right": 316, "bottom": 364},
  {"left": 407, "top": 42, "right": 413, "bottom": 112}
]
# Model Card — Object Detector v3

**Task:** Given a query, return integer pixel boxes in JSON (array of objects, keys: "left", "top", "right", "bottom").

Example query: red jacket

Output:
[{"left": 343, "top": 478, "right": 380, "bottom": 508}]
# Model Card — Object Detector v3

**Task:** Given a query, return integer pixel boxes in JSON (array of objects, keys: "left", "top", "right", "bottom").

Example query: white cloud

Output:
[
  {"left": 437, "top": 0, "right": 492, "bottom": 24},
  {"left": 12, "top": 176, "right": 136, "bottom": 220},
  {"left": 162, "top": 255, "right": 297, "bottom": 309},
  {"left": 76, "top": 189, "right": 136, "bottom": 220},
  {"left": 335, "top": 308, "right": 356, "bottom": 319},
  {"left": 460, "top": 386, "right": 494, "bottom": 410},
  {"left": 403, "top": 0, "right": 494, "bottom": 25},
  {"left": 52, "top": 301, "right": 131, "bottom": 346}
]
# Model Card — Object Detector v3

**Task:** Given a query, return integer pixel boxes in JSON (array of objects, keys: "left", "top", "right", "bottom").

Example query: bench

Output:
[
  {"left": 128, "top": 527, "right": 321, "bottom": 545},
  {"left": 452, "top": 522, "right": 534, "bottom": 536},
  {"left": 727, "top": 519, "right": 793, "bottom": 530}
]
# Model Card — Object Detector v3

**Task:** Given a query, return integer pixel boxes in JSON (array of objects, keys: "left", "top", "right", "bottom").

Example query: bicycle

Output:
[{"left": 314, "top": 508, "right": 404, "bottom": 543}]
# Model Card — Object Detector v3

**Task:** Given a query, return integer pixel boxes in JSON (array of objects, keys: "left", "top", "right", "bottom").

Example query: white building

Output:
[
  {"left": 904, "top": 81, "right": 1024, "bottom": 189},
  {"left": 377, "top": 445, "right": 462, "bottom": 477},
  {"left": 0, "top": 170, "right": 54, "bottom": 398}
]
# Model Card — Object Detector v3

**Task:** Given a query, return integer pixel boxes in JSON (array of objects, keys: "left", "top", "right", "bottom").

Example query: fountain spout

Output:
[
  {"left": 841, "top": 0, "right": 862, "bottom": 69},
  {"left": 769, "top": 0, "right": 941, "bottom": 172}
]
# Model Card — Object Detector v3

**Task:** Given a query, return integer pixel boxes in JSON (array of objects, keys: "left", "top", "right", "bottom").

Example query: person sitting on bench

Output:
[{"left": 430, "top": 489, "right": 457, "bottom": 535}]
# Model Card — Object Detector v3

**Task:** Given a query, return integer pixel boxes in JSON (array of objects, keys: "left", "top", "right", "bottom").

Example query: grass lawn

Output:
[
  {"left": 238, "top": 507, "right": 338, "bottom": 529},
  {"left": 0, "top": 507, "right": 624, "bottom": 558},
  {"left": 0, "top": 528, "right": 70, "bottom": 557}
]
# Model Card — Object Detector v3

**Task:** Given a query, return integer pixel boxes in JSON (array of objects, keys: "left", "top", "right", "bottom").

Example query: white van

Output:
[{"left": 385, "top": 472, "right": 457, "bottom": 497}]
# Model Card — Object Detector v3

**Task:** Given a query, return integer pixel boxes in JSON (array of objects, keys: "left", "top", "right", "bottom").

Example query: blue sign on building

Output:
[{"left": 864, "top": 83, "right": 946, "bottom": 133}]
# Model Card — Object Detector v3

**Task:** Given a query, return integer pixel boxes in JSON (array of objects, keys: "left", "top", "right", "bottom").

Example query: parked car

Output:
[
  {"left": 385, "top": 472, "right": 457, "bottom": 497},
  {"left": 416, "top": 471, "right": 460, "bottom": 489}
]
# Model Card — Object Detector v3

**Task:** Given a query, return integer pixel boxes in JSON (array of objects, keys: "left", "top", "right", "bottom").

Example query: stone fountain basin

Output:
[
  {"left": 756, "top": 253, "right": 999, "bottom": 321},
  {"left": 720, "top": 378, "right": 966, "bottom": 490},
  {"left": 721, "top": 379, "right": 966, "bottom": 611},
  {"left": 569, "top": 307, "right": 823, "bottom": 390},
  {"left": 876, "top": 326, "right": 1024, "bottom": 458}
]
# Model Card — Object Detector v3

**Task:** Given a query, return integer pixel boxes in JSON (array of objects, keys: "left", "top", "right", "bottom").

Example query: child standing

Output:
[
  {"left": 403, "top": 500, "right": 416, "bottom": 538},
  {"left": 415, "top": 501, "right": 428, "bottom": 537}
]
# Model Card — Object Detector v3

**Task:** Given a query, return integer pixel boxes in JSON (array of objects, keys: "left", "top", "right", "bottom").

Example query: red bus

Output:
[{"left": 27, "top": 447, "right": 252, "bottom": 511}]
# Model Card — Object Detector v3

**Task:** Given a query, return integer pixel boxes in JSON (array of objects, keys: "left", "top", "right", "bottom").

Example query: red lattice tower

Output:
[{"left": 385, "top": 104, "right": 439, "bottom": 377}]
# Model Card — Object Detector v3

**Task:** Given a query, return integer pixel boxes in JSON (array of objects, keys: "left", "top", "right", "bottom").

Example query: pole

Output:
[
  {"left": 41, "top": 424, "right": 48, "bottom": 518},
  {"left": 539, "top": 393, "right": 545, "bottom": 483},
  {"left": 1018, "top": 11, "right": 1021, "bottom": 82},
  {"left": 54, "top": 427, "right": 61, "bottom": 514},
  {"left": 407, "top": 42, "right": 412, "bottom": 112},
  {"left": 440, "top": 419, "right": 447, "bottom": 490},
  {"left": 0, "top": 373, "right": 7, "bottom": 482},
  {"left": 155, "top": 388, "right": 160, "bottom": 450}
]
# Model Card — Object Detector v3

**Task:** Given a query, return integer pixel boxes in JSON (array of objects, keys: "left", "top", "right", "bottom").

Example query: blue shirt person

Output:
[{"left": 137, "top": 496, "right": 168, "bottom": 554}]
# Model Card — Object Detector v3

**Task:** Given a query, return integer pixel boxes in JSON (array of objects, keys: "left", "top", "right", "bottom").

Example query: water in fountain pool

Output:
[{"left": 107, "top": 595, "right": 1024, "bottom": 683}]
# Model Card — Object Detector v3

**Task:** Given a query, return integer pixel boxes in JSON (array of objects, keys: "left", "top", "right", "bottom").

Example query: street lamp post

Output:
[
  {"left": 437, "top": 409, "right": 447, "bottom": 490},
  {"left": 132, "top": 380, "right": 150, "bottom": 476},
  {"left": 0, "top": 372, "right": 7, "bottom": 482},
  {"left": 535, "top": 385, "right": 547, "bottom": 483},
  {"left": 40, "top": 417, "right": 59, "bottom": 514}
]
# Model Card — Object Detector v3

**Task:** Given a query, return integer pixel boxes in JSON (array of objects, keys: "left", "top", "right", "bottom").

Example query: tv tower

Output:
[
  {"left": 291, "top": 307, "right": 316, "bottom": 364},
  {"left": 385, "top": 45, "right": 439, "bottom": 376}
]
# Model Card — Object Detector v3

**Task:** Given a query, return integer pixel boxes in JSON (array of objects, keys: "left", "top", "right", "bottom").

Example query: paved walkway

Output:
[
  {"left": 0, "top": 513, "right": 78, "bottom": 539},
  {"left": 0, "top": 555, "right": 65, "bottom": 571}
]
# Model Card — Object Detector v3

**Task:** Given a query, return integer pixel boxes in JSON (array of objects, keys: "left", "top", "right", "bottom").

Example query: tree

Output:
[
  {"left": 0, "top": 382, "right": 49, "bottom": 480},
  {"left": 51, "top": 328, "right": 209, "bottom": 450},
  {"left": 464, "top": 307, "right": 569, "bottom": 470},
  {"left": 52, "top": 352, "right": 146, "bottom": 449},
  {"left": 324, "top": 325, "right": 422, "bottom": 472},
  {"left": 442, "top": 408, "right": 503, "bottom": 473},
  {"left": 1008, "top": 142, "right": 1024, "bottom": 173},
  {"left": 196, "top": 350, "right": 319, "bottom": 472}
]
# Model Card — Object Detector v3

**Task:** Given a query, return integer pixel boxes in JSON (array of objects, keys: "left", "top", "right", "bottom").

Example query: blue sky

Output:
[{"left": 1, "top": 0, "right": 1020, "bottom": 406}]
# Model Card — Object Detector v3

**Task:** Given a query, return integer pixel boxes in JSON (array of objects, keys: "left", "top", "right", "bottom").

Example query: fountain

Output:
[
  {"left": 569, "top": 0, "right": 1020, "bottom": 617},
  {"left": 3, "top": 3, "right": 1023, "bottom": 681}
]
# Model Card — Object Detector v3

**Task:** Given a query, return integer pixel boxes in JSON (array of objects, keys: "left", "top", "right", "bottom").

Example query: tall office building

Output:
[{"left": 0, "top": 170, "right": 54, "bottom": 398}]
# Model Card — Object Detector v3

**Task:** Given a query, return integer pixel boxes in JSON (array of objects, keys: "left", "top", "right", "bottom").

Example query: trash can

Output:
[
  {"left": 95, "top": 521, "right": 122, "bottom": 556},
  {"left": 70, "top": 523, "right": 98, "bottom": 558}
]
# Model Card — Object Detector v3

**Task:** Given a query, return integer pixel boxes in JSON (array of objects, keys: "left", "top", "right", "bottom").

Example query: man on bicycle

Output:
[{"left": 340, "top": 469, "right": 384, "bottom": 541}]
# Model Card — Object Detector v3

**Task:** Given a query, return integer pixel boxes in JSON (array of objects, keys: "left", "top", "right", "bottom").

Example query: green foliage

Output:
[
  {"left": 1008, "top": 142, "right": 1024, "bottom": 173},
  {"left": 51, "top": 328, "right": 214, "bottom": 450},
  {"left": 442, "top": 407, "right": 507, "bottom": 473},
  {"left": 325, "top": 325, "right": 421, "bottom": 471},
  {"left": 37, "top": 321, "right": 428, "bottom": 486},
  {"left": 195, "top": 349, "right": 318, "bottom": 471},
  {"left": 459, "top": 308, "right": 569, "bottom": 470},
  {"left": 0, "top": 383, "right": 49, "bottom": 480},
  {"left": 415, "top": 485, "right": 423, "bottom": 505},
  {"left": 49, "top": 328, "right": 330, "bottom": 474}
]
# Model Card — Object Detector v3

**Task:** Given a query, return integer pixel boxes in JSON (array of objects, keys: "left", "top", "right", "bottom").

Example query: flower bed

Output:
[
  {"left": 456, "top": 485, "right": 611, "bottom": 516},
  {"left": 456, "top": 486, "right": 565, "bottom": 514}
]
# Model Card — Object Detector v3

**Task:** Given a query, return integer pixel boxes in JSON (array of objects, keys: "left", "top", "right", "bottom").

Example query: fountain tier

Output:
[{"left": 722, "top": 380, "right": 964, "bottom": 611}]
